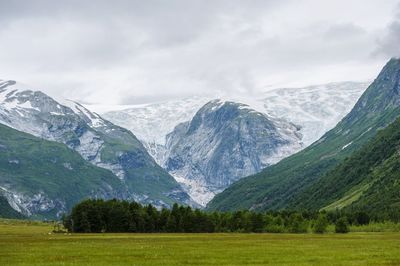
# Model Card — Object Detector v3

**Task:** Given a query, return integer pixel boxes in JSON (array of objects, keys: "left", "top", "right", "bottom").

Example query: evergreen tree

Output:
[{"left": 65, "top": 199, "right": 384, "bottom": 234}]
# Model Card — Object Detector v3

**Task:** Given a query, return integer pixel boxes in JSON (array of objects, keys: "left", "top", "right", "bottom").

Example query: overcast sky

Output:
[{"left": 0, "top": 0, "right": 399, "bottom": 105}]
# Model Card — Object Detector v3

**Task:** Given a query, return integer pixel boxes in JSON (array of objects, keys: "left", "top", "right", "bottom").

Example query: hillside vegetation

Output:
[
  {"left": 0, "top": 123, "right": 124, "bottom": 218},
  {"left": 298, "top": 117, "right": 400, "bottom": 218}
]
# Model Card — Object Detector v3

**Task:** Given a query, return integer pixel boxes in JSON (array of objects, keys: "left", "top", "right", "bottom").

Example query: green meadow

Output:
[{"left": 1, "top": 219, "right": 400, "bottom": 266}]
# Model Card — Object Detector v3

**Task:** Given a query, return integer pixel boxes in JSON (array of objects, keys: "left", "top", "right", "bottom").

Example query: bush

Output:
[
  {"left": 288, "top": 213, "right": 309, "bottom": 233},
  {"left": 313, "top": 214, "right": 329, "bottom": 234},
  {"left": 335, "top": 217, "right": 349, "bottom": 233}
]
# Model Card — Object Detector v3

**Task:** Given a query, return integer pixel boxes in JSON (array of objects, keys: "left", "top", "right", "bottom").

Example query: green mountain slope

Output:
[
  {"left": 0, "top": 80, "right": 193, "bottom": 210},
  {"left": 87, "top": 117, "right": 192, "bottom": 207},
  {"left": 0, "top": 195, "right": 24, "bottom": 219},
  {"left": 207, "top": 58, "right": 400, "bottom": 212},
  {"left": 304, "top": 117, "right": 400, "bottom": 217},
  {"left": 0, "top": 123, "right": 125, "bottom": 218}
]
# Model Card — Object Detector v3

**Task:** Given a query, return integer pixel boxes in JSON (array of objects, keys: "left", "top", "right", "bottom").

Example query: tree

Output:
[
  {"left": 250, "top": 212, "right": 264, "bottom": 233},
  {"left": 79, "top": 211, "right": 91, "bottom": 233},
  {"left": 128, "top": 201, "right": 145, "bottom": 232},
  {"left": 354, "top": 212, "right": 370, "bottom": 225},
  {"left": 144, "top": 204, "right": 158, "bottom": 232},
  {"left": 166, "top": 215, "right": 178, "bottom": 232},
  {"left": 313, "top": 214, "right": 329, "bottom": 234},
  {"left": 158, "top": 208, "right": 170, "bottom": 232},
  {"left": 265, "top": 214, "right": 285, "bottom": 233},
  {"left": 62, "top": 213, "right": 72, "bottom": 232},
  {"left": 288, "top": 213, "right": 308, "bottom": 233},
  {"left": 335, "top": 217, "right": 350, "bottom": 233}
]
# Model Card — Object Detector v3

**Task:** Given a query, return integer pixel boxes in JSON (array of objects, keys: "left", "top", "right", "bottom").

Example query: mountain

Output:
[
  {"left": 299, "top": 116, "right": 400, "bottom": 217},
  {"left": 101, "top": 82, "right": 367, "bottom": 150},
  {"left": 259, "top": 81, "right": 370, "bottom": 146},
  {"left": 0, "top": 194, "right": 24, "bottom": 219},
  {"left": 0, "top": 123, "right": 125, "bottom": 218},
  {"left": 163, "top": 100, "right": 303, "bottom": 205},
  {"left": 100, "top": 82, "right": 366, "bottom": 205},
  {"left": 207, "top": 58, "right": 400, "bottom": 211},
  {"left": 102, "top": 97, "right": 209, "bottom": 165},
  {"left": 0, "top": 80, "right": 194, "bottom": 217}
]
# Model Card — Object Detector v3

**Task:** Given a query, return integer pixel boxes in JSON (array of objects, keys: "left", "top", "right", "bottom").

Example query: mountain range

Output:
[
  {"left": 208, "top": 58, "right": 400, "bottom": 213},
  {"left": 100, "top": 82, "right": 367, "bottom": 205},
  {"left": 2, "top": 57, "right": 397, "bottom": 218},
  {"left": 0, "top": 80, "right": 194, "bottom": 218}
]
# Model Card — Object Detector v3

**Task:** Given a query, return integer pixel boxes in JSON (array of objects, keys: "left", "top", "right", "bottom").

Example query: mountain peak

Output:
[
  {"left": 0, "top": 79, "right": 195, "bottom": 217},
  {"left": 0, "top": 80, "right": 17, "bottom": 89},
  {"left": 165, "top": 100, "right": 303, "bottom": 206},
  {"left": 341, "top": 59, "right": 400, "bottom": 127}
]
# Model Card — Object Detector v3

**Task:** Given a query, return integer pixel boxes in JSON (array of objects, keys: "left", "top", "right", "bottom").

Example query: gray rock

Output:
[{"left": 163, "top": 100, "right": 303, "bottom": 206}]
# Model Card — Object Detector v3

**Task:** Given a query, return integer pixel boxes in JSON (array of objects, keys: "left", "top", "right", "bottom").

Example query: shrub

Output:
[
  {"left": 335, "top": 217, "right": 349, "bottom": 233},
  {"left": 288, "top": 213, "right": 309, "bottom": 233},
  {"left": 313, "top": 214, "right": 329, "bottom": 234}
]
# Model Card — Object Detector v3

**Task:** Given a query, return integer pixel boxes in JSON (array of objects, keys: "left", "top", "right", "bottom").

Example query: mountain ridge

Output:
[
  {"left": 101, "top": 82, "right": 367, "bottom": 205},
  {"left": 207, "top": 58, "right": 400, "bottom": 212},
  {"left": 0, "top": 79, "right": 195, "bottom": 217}
]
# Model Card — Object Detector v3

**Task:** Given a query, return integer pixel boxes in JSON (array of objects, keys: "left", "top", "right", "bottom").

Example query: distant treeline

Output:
[{"left": 62, "top": 199, "right": 381, "bottom": 234}]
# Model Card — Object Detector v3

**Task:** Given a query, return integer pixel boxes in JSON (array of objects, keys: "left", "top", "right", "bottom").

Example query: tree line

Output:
[{"left": 61, "top": 199, "right": 379, "bottom": 234}]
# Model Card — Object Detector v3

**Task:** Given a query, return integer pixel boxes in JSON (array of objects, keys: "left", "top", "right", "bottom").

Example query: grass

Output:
[
  {"left": 322, "top": 183, "right": 371, "bottom": 211},
  {"left": 1, "top": 219, "right": 400, "bottom": 265}
]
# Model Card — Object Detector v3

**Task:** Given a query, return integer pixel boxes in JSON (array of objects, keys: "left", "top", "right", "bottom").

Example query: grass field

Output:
[{"left": 1, "top": 219, "right": 400, "bottom": 265}]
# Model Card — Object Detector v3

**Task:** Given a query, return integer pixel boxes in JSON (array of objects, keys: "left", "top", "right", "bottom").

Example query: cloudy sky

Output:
[{"left": 0, "top": 0, "right": 399, "bottom": 105}]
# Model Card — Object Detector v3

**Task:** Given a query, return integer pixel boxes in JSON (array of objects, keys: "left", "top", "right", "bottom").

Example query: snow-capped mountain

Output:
[
  {"left": 164, "top": 100, "right": 303, "bottom": 205},
  {"left": 0, "top": 79, "right": 194, "bottom": 216},
  {"left": 100, "top": 81, "right": 368, "bottom": 206},
  {"left": 258, "top": 81, "right": 371, "bottom": 146},
  {"left": 102, "top": 97, "right": 209, "bottom": 145},
  {"left": 102, "top": 97, "right": 210, "bottom": 165}
]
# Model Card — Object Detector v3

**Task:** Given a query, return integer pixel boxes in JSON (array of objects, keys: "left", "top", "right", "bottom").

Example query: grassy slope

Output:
[
  {"left": 300, "top": 117, "right": 400, "bottom": 214},
  {"left": 208, "top": 58, "right": 400, "bottom": 212},
  {"left": 0, "top": 219, "right": 400, "bottom": 266},
  {"left": 0, "top": 123, "right": 124, "bottom": 218}
]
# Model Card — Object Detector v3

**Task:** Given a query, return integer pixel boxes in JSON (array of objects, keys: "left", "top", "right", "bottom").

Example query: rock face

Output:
[
  {"left": 0, "top": 80, "right": 194, "bottom": 217},
  {"left": 163, "top": 100, "right": 303, "bottom": 206}
]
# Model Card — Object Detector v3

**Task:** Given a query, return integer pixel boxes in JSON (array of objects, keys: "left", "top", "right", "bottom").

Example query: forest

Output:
[{"left": 62, "top": 199, "right": 380, "bottom": 234}]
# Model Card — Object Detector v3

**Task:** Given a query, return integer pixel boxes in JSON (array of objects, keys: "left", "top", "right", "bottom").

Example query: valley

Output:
[
  {"left": 100, "top": 82, "right": 368, "bottom": 205},
  {"left": 1, "top": 2, "right": 400, "bottom": 265}
]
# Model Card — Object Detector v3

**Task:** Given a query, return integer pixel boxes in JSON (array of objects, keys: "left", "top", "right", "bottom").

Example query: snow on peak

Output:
[
  {"left": 62, "top": 100, "right": 106, "bottom": 128},
  {"left": 0, "top": 80, "right": 40, "bottom": 113},
  {"left": 100, "top": 96, "right": 211, "bottom": 145}
]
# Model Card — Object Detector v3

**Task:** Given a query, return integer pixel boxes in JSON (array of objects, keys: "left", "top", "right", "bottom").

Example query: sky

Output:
[{"left": 0, "top": 0, "right": 399, "bottom": 105}]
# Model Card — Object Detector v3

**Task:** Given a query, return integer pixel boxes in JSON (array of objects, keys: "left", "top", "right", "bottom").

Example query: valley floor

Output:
[{"left": 1, "top": 220, "right": 400, "bottom": 265}]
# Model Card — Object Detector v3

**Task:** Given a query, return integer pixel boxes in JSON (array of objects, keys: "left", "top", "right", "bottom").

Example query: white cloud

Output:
[{"left": 0, "top": 0, "right": 399, "bottom": 104}]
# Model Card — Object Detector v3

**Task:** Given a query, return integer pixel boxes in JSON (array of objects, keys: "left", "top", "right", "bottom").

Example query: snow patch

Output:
[
  {"left": 173, "top": 174, "right": 218, "bottom": 207},
  {"left": 342, "top": 142, "right": 353, "bottom": 150}
]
